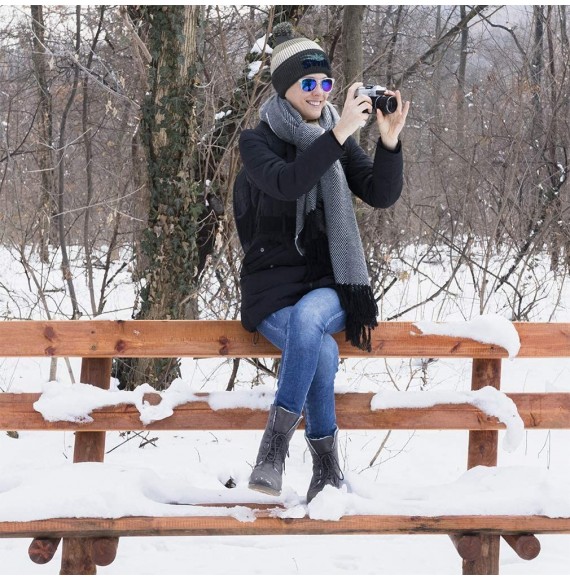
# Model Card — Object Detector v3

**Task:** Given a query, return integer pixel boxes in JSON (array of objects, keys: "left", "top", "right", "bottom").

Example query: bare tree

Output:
[{"left": 30, "top": 5, "right": 57, "bottom": 262}]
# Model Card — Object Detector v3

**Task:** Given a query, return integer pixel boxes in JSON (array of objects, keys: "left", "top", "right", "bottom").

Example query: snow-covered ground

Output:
[{"left": 1, "top": 244, "right": 570, "bottom": 575}]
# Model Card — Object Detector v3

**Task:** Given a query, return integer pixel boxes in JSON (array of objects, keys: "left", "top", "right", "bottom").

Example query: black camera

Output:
[{"left": 355, "top": 85, "right": 397, "bottom": 115}]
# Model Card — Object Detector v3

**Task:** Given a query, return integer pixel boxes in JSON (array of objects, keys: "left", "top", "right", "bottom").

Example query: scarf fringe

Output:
[
  {"left": 303, "top": 211, "right": 378, "bottom": 353},
  {"left": 335, "top": 284, "right": 378, "bottom": 352}
]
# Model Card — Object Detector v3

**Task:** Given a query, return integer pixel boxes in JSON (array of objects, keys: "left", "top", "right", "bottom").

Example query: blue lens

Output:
[
  {"left": 300, "top": 78, "right": 317, "bottom": 92},
  {"left": 321, "top": 78, "right": 333, "bottom": 92}
]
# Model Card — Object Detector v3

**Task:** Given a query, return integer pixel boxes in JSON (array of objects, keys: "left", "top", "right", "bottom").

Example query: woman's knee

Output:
[{"left": 290, "top": 289, "right": 345, "bottom": 334}]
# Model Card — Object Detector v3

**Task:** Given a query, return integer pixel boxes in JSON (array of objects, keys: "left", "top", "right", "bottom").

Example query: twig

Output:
[
  {"left": 368, "top": 430, "right": 392, "bottom": 467},
  {"left": 106, "top": 431, "right": 158, "bottom": 454}
]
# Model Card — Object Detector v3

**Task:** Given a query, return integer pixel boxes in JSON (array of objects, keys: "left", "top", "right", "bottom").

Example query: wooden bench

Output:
[{"left": 1, "top": 320, "right": 570, "bottom": 574}]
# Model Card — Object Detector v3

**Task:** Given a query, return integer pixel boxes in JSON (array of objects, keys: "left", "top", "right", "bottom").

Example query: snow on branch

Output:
[{"left": 250, "top": 35, "right": 272, "bottom": 54}]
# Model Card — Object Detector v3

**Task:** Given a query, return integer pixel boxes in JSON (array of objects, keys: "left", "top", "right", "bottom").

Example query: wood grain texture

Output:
[
  {"left": 1, "top": 320, "right": 570, "bottom": 358},
  {"left": 60, "top": 358, "right": 112, "bottom": 575},
  {"left": 2, "top": 392, "right": 569, "bottom": 432},
  {"left": 91, "top": 537, "right": 119, "bottom": 566},
  {"left": 449, "top": 533, "right": 482, "bottom": 561},
  {"left": 28, "top": 538, "right": 61, "bottom": 564},
  {"left": 465, "top": 359, "right": 502, "bottom": 574},
  {"left": 463, "top": 535, "right": 500, "bottom": 574},
  {"left": 502, "top": 534, "right": 541, "bottom": 560},
  {"left": 2, "top": 515, "right": 570, "bottom": 538},
  {"left": 468, "top": 359, "right": 502, "bottom": 470}
]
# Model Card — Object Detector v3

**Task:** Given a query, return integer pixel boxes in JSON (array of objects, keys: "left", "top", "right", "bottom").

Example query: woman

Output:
[{"left": 237, "top": 23, "right": 409, "bottom": 502}]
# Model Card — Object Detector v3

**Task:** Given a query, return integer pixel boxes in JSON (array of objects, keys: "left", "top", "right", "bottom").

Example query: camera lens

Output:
[{"left": 377, "top": 95, "right": 397, "bottom": 115}]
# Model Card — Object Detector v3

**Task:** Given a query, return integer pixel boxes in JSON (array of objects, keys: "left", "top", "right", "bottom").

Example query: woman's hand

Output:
[
  {"left": 376, "top": 89, "right": 410, "bottom": 151},
  {"left": 333, "top": 84, "right": 410, "bottom": 149},
  {"left": 332, "top": 82, "right": 372, "bottom": 145}
]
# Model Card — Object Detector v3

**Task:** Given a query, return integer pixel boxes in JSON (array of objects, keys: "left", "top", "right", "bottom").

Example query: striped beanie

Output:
[{"left": 270, "top": 22, "right": 331, "bottom": 98}]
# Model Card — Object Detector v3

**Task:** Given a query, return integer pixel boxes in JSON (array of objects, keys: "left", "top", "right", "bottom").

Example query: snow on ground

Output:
[{"left": 2, "top": 245, "right": 570, "bottom": 575}]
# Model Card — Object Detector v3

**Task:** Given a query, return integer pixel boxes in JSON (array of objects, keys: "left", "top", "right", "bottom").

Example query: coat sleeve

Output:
[
  {"left": 239, "top": 128, "right": 345, "bottom": 202},
  {"left": 343, "top": 137, "right": 404, "bottom": 208}
]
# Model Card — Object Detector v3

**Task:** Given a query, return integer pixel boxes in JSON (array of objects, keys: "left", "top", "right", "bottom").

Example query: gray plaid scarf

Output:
[{"left": 260, "top": 95, "right": 378, "bottom": 351}]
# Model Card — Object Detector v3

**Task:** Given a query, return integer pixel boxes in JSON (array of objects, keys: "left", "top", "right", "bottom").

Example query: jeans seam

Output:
[
  {"left": 262, "top": 319, "right": 281, "bottom": 333},
  {"left": 323, "top": 310, "right": 345, "bottom": 334},
  {"left": 260, "top": 319, "right": 288, "bottom": 346}
]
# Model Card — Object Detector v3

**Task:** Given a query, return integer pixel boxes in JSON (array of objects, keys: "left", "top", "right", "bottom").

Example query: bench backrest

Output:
[{"left": 0, "top": 320, "right": 568, "bottom": 358}]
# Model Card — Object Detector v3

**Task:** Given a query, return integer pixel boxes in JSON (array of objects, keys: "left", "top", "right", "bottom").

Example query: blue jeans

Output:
[{"left": 257, "top": 288, "right": 346, "bottom": 439}]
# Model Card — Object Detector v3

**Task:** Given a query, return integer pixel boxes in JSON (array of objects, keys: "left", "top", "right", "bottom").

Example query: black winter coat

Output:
[{"left": 238, "top": 122, "right": 404, "bottom": 332}]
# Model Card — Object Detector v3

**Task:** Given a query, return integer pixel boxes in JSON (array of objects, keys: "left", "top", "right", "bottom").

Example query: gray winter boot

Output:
[
  {"left": 249, "top": 405, "right": 302, "bottom": 496},
  {"left": 306, "top": 430, "right": 344, "bottom": 503}
]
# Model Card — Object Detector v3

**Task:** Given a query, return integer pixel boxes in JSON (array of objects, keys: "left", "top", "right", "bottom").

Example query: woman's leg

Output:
[
  {"left": 303, "top": 333, "right": 341, "bottom": 438},
  {"left": 258, "top": 287, "right": 346, "bottom": 438}
]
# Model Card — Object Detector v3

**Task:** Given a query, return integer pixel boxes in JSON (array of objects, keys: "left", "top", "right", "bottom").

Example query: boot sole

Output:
[{"left": 248, "top": 482, "right": 281, "bottom": 496}]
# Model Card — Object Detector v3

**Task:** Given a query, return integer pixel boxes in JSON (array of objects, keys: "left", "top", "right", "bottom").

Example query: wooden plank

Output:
[
  {"left": 1, "top": 320, "right": 570, "bottom": 359},
  {"left": 1, "top": 392, "right": 569, "bottom": 432},
  {"left": 1, "top": 514, "right": 570, "bottom": 538},
  {"left": 465, "top": 359, "right": 502, "bottom": 575},
  {"left": 60, "top": 358, "right": 113, "bottom": 575}
]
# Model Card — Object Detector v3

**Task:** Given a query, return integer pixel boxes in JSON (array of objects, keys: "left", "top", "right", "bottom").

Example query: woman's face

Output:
[{"left": 284, "top": 74, "right": 332, "bottom": 121}]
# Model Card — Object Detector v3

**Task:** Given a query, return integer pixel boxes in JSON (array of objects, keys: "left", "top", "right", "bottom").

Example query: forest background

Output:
[{"left": 0, "top": 4, "right": 569, "bottom": 389}]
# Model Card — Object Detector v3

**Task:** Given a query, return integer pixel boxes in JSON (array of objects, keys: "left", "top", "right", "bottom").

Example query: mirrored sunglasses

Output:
[{"left": 298, "top": 77, "right": 335, "bottom": 93}]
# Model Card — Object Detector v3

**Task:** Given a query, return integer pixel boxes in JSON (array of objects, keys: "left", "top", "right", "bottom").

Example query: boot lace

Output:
[
  {"left": 260, "top": 432, "right": 289, "bottom": 468},
  {"left": 314, "top": 452, "right": 344, "bottom": 487}
]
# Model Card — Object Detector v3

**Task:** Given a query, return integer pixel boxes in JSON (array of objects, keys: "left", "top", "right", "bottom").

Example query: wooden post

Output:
[
  {"left": 59, "top": 358, "right": 114, "bottom": 575},
  {"left": 463, "top": 358, "right": 501, "bottom": 575}
]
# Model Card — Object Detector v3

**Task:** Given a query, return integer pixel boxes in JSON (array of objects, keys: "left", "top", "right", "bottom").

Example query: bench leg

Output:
[
  {"left": 464, "top": 358, "right": 502, "bottom": 575},
  {"left": 60, "top": 539, "right": 96, "bottom": 575},
  {"left": 60, "top": 358, "right": 113, "bottom": 575},
  {"left": 463, "top": 535, "right": 500, "bottom": 574}
]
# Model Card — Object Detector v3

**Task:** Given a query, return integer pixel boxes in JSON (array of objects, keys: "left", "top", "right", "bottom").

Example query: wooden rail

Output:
[
  {"left": 1, "top": 319, "right": 570, "bottom": 358},
  {"left": 1, "top": 392, "right": 570, "bottom": 432},
  {"left": 1, "top": 320, "right": 570, "bottom": 575},
  {"left": 3, "top": 514, "right": 570, "bottom": 538}
]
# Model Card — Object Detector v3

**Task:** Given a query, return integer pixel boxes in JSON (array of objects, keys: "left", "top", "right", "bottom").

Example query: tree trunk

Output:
[
  {"left": 82, "top": 7, "right": 105, "bottom": 316},
  {"left": 118, "top": 6, "right": 204, "bottom": 390},
  {"left": 385, "top": 6, "right": 403, "bottom": 88},
  {"left": 55, "top": 5, "right": 81, "bottom": 318},
  {"left": 30, "top": 5, "right": 57, "bottom": 262},
  {"left": 342, "top": 6, "right": 365, "bottom": 87},
  {"left": 341, "top": 6, "right": 365, "bottom": 145},
  {"left": 456, "top": 5, "right": 468, "bottom": 150}
]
